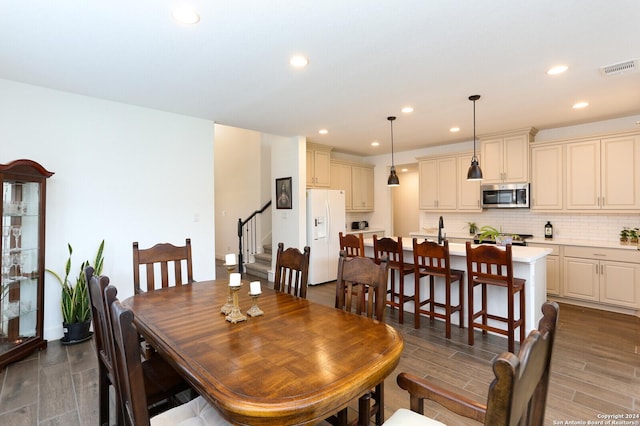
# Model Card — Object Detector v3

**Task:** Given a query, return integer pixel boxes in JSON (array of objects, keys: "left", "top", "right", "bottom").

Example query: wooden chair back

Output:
[
  {"left": 393, "top": 302, "right": 559, "bottom": 426},
  {"left": 413, "top": 238, "right": 454, "bottom": 278},
  {"left": 338, "top": 232, "right": 365, "bottom": 257},
  {"left": 108, "top": 289, "right": 154, "bottom": 425},
  {"left": 372, "top": 235, "right": 407, "bottom": 268},
  {"left": 274, "top": 242, "right": 311, "bottom": 298},
  {"left": 85, "top": 266, "right": 123, "bottom": 426},
  {"left": 465, "top": 241, "right": 514, "bottom": 286},
  {"left": 335, "top": 251, "right": 388, "bottom": 321},
  {"left": 133, "top": 238, "right": 193, "bottom": 294}
]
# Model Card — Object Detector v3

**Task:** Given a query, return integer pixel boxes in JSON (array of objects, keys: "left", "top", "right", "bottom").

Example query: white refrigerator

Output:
[{"left": 306, "top": 189, "right": 346, "bottom": 285}]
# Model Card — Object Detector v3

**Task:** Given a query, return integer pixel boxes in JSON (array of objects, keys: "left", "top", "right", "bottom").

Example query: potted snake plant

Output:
[{"left": 47, "top": 240, "right": 104, "bottom": 344}]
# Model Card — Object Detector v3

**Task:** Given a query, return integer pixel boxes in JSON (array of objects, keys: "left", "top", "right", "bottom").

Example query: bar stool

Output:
[
  {"left": 338, "top": 232, "right": 365, "bottom": 257},
  {"left": 373, "top": 235, "right": 414, "bottom": 324},
  {"left": 412, "top": 238, "right": 464, "bottom": 336},
  {"left": 465, "top": 241, "right": 525, "bottom": 353}
]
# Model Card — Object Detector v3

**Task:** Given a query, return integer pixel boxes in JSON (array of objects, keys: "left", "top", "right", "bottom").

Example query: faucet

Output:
[{"left": 437, "top": 216, "right": 444, "bottom": 244}]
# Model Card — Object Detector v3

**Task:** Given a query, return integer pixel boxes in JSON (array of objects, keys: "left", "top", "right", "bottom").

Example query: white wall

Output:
[
  {"left": 0, "top": 79, "right": 216, "bottom": 340},
  {"left": 214, "top": 124, "right": 262, "bottom": 258},
  {"left": 270, "top": 136, "right": 306, "bottom": 278},
  {"left": 392, "top": 169, "right": 419, "bottom": 237}
]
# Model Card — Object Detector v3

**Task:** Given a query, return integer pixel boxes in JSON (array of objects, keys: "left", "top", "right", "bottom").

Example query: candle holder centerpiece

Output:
[
  {"left": 225, "top": 274, "right": 247, "bottom": 323},
  {"left": 246, "top": 281, "right": 264, "bottom": 317},
  {"left": 221, "top": 254, "right": 236, "bottom": 315}
]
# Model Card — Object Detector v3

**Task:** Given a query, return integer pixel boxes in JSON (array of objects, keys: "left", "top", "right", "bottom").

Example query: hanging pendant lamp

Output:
[
  {"left": 387, "top": 116, "right": 400, "bottom": 186},
  {"left": 467, "top": 95, "right": 483, "bottom": 181}
]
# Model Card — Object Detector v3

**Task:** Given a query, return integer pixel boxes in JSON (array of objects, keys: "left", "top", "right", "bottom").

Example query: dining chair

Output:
[
  {"left": 466, "top": 241, "right": 525, "bottom": 353},
  {"left": 107, "top": 291, "right": 232, "bottom": 426},
  {"left": 412, "top": 238, "right": 464, "bottom": 336},
  {"left": 339, "top": 231, "right": 365, "bottom": 257},
  {"left": 332, "top": 251, "right": 389, "bottom": 426},
  {"left": 132, "top": 238, "right": 193, "bottom": 294},
  {"left": 273, "top": 242, "right": 311, "bottom": 298},
  {"left": 85, "top": 267, "right": 193, "bottom": 426},
  {"left": 385, "top": 302, "right": 559, "bottom": 426},
  {"left": 372, "top": 235, "right": 414, "bottom": 324}
]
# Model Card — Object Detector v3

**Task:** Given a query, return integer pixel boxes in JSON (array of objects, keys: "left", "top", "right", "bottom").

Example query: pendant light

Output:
[
  {"left": 387, "top": 116, "right": 400, "bottom": 186},
  {"left": 466, "top": 95, "right": 483, "bottom": 181}
]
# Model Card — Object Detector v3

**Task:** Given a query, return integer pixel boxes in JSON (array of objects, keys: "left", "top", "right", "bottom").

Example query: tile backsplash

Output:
[{"left": 420, "top": 210, "right": 639, "bottom": 242}]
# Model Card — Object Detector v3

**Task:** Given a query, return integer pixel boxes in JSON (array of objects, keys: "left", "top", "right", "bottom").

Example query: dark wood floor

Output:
[{"left": 0, "top": 272, "right": 638, "bottom": 425}]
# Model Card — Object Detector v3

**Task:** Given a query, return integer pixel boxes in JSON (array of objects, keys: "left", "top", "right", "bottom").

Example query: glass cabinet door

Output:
[{"left": 0, "top": 160, "right": 53, "bottom": 370}]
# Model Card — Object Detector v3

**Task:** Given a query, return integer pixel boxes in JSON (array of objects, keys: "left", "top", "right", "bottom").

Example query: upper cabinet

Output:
[
  {"left": 480, "top": 128, "right": 537, "bottom": 183},
  {"left": 530, "top": 143, "right": 564, "bottom": 210},
  {"left": 418, "top": 152, "right": 481, "bottom": 212},
  {"left": 306, "top": 143, "right": 332, "bottom": 188},
  {"left": 566, "top": 134, "right": 640, "bottom": 211},
  {"left": 330, "top": 159, "right": 374, "bottom": 212}
]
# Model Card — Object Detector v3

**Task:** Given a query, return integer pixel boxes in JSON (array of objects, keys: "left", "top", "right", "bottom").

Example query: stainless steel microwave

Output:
[{"left": 481, "top": 183, "right": 530, "bottom": 208}]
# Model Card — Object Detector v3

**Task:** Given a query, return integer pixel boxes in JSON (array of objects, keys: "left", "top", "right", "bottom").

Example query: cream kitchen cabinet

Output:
[
  {"left": 456, "top": 154, "right": 481, "bottom": 211},
  {"left": 351, "top": 164, "right": 374, "bottom": 211},
  {"left": 563, "top": 246, "right": 640, "bottom": 309},
  {"left": 330, "top": 160, "right": 374, "bottom": 212},
  {"left": 566, "top": 134, "right": 640, "bottom": 211},
  {"left": 528, "top": 242, "right": 561, "bottom": 296},
  {"left": 306, "top": 143, "right": 332, "bottom": 188},
  {"left": 330, "top": 161, "right": 352, "bottom": 210},
  {"left": 418, "top": 156, "right": 457, "bottom": 211},
  {"left": 530, "top": 143, "right": 563, "bottom": 210},
  {"left": 480, "top": 128, "right": 537, "bottom": 184}
]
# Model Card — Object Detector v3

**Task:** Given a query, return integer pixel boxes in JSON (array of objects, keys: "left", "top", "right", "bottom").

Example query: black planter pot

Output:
[{"left": 61, "top": 320, "right": 93, "bottom": 345}]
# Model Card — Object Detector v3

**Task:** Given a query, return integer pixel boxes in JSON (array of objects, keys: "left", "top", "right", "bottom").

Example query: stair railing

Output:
[{"left": 237, "top": 200, "right": 271, "bottom": 273}]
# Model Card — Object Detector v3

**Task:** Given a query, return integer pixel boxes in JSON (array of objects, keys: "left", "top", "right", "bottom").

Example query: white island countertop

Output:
[{"left": 364, "top": 238, "right": 552, "bottom": 263}]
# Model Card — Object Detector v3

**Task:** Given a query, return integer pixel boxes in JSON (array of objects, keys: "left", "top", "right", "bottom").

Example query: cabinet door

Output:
[
  {"left": 503, "top": 134, "right": 528, "bottom": 182},
  {"left": 480, "top": 138, "right": 504, "bottom": 183},
  {"left": 566, "top": 140, "right": 600, "bottom": 209},
  {"left": 351, "top": 166, "right": 374, "bottom": 211},
  {"left": 313, "top": 150, "right": 331, "bottom": 187},
  {"left": 546, "top": 255, "right": 561, "bottom": 296},
  {"left": 436, "top": 157, "right": 457, "bottom": 210},
  {"left": 457, "top": 155, "right": 481, "bottom": 211},
  {"left": 563, "top": 257, "right": 599, "bottom": 301},
  {"left": 600, "top": 260, "right": 640, "bottom": 308},
  {"left": 330, "top": 162, "right": 352, "bottom": 210},
  {"left": 601, "top": 135, "right": 640, "bottom": 210},
  {"left": 419, "top": 160, "right": 438, "bottom": 209},
  {"left": 306, "top": 149, "right": 314, "bottom": 187},
  {"left": 531, "top": 144, "right": 563, "bottom": 210}
]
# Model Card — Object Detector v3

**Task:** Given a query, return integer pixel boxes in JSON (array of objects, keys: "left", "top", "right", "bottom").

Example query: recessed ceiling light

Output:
[
  {"left": 401, "top": 168, "right": 409, "bottom": 173},
  {"left": 289, "top": 55, "right": 309, "bottom": 68},
  {"left": 371, "top": 141, "right": 380, "bottom": 147},
  {"left": 547, "top": 65, "right": 568, "bottom": 75},
  {"left": 401, "top": 106, "right": 414, "bottom": 113},
  {"left": 172, "top": 6, "right": 200, "bottom": 24},
  {"left": 450, "top": 127, "right": 461, "bottom": 132},
  {"left": 318, "top": 129, "right": 328, "bottom": 135},
  {"left": 573, "top": 101, "right": 589, "bottom": 109}
]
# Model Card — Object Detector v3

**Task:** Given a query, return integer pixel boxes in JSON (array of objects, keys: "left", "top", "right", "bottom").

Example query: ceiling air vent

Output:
[{"left": 599, "top": 59, "right": 638, "bottom": 76}]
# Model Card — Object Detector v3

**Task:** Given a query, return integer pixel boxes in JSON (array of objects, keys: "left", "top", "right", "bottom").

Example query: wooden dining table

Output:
[{"left": 122, "top": 280, "right": 404, "bottom": 426}]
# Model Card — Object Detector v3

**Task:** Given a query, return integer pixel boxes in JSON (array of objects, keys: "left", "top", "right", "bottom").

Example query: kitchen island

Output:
[{"left": 364, "top": 238, "right": 552, "bottom": 337}]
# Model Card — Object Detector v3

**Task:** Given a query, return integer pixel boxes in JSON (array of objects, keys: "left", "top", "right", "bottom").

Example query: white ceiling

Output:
[{"left": 2, "top": 1, "right": 639, "bottom": 156}]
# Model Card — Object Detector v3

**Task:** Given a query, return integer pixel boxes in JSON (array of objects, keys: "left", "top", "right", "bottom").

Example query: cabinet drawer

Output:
[
  {"left": 528, "top": 243, "right": 561, "bottom": 256},
  {"left": 564, "top": 246, "right": 640, "bottom": 263}
]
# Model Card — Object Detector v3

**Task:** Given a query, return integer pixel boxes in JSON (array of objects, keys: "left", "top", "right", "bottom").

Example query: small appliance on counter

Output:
[
  {"left": 351, "top": 221, "right": 368, "bottom": 230},
  {"left": 473, "top": 233, "right": 533, "bottom": 246}
]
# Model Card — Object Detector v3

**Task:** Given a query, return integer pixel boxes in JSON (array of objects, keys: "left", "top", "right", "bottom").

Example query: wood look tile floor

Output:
[{"left": 0, "top": 271, "right": 638, "bottom": 425}]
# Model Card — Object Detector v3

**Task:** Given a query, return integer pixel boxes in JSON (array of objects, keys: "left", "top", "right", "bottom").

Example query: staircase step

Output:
[
  {"left": 244, "top": 261, "right": 270, "bottom": 280},
  {"left": 254, "top": 252, "right": 272, "bottom": 266}
]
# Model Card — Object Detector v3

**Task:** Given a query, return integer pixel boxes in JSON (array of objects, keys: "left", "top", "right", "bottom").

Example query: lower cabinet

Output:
[
  {"left": 528, "top": 242, "right": 561, "bottom": 296},
  {"left": 563, "top": 246, "right": 640, "bottom": 309}
]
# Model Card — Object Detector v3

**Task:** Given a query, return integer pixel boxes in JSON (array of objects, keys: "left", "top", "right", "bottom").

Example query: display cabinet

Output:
[{"left": 0, "top": 159, "right": 53, "bottom": 370}]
